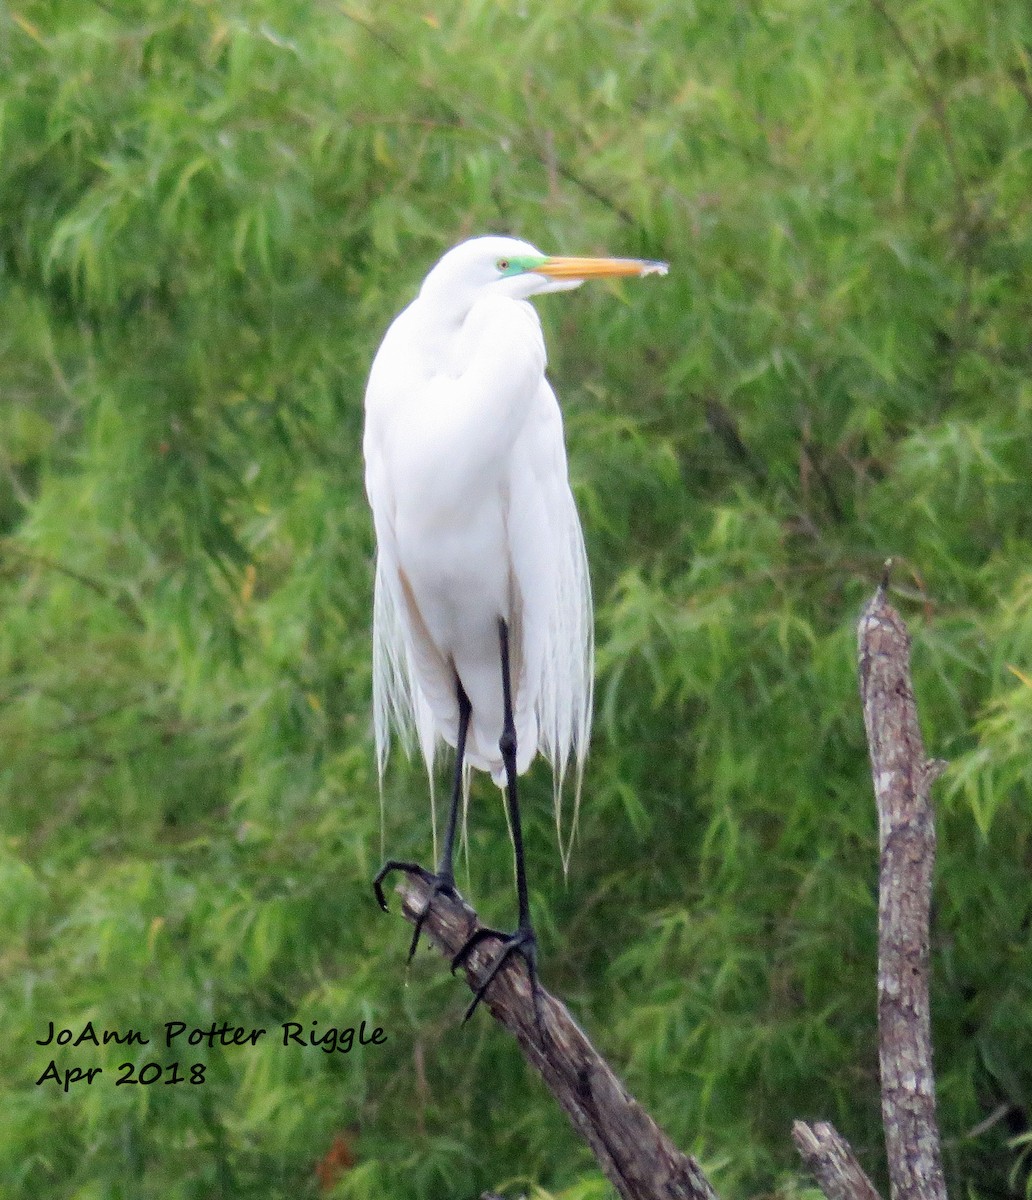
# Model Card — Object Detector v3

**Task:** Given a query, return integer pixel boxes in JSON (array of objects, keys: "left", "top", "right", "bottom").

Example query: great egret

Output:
[{"left": 364, "top": 235, "right": 667, "bottom": 1019}]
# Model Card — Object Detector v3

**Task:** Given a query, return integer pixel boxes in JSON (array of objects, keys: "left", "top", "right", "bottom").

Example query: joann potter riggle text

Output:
[
  {"left": 34, "top": 1019, "right": 389, "bottom": 1091},
  {"left": 36, "top": 1019, "right": 387, "bottom": 1054}
]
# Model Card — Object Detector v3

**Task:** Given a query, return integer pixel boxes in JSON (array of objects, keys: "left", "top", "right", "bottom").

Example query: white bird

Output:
[{"left": 364, "top": 235, "right": 667, "bottom": 1018}]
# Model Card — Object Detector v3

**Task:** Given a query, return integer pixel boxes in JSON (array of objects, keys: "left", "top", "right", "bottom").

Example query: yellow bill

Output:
[{"left": 534, "top": 255, "right": 669, "bottom": 280}]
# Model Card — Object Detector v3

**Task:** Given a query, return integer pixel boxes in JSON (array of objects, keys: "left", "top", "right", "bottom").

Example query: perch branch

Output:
[
  {"left": 792, "top": 1121, "right": 882, "bottom": 1200},
  {"left": 391, "top": 874, "right": 719, "bottom": 1200},
  {"left": 858, "top": 578, "right": 948, "bottom": 1200}
]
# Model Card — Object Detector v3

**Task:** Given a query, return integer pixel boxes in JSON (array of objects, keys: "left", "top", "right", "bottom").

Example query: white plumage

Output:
[
  {"left": 364, "top": 235, "right": 667, "bottom": 1017},
  {"left": 364, "top": 236, "right": 597, "bottom": 857}
]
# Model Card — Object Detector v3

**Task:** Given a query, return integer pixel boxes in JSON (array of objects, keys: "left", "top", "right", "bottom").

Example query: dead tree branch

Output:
[
  {"left": 858, "top": 579, "right": 948, "bottom": 1200},
  {"left": 793, "top": 1121, "right": 882, "bottom": 1200},
  {"left": 391, "top": 874, "right": 719, "bottom": 1200},
  {"left": 795, "top": 579, "right": 948, "bottom": 1200},
  {"left": 385, "top": 576, "right": 951, "bottom": 1200}
]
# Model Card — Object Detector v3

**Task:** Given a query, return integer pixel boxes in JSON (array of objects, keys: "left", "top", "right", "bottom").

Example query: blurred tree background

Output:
[{"left": 1, "top": 0, "right": 1031, "bottom": 1197}]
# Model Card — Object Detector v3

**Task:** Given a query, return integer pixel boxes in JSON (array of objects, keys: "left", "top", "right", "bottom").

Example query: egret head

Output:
[{"left": 420, "top": 236, "right": 668, "bottom": 313}]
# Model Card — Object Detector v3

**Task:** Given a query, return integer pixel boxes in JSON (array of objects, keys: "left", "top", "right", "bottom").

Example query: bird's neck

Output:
[{"left": 416, "top": 275, "right": 478, "bottom": 332}]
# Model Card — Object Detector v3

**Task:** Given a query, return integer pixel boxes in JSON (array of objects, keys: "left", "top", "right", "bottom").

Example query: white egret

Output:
[{"left": 364, "top": 235, "right": 667, "bottom": 1019}]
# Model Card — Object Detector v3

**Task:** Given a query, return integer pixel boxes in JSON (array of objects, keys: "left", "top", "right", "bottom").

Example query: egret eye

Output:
[{"left": 497, "top": 258, "right": 510, "bottom": 272}]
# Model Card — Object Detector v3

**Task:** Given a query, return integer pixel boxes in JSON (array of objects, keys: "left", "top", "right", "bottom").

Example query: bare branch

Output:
[
  {"left": 384, "top": 579, "right": 952, "bottom": 1200},
  {"left": 857, "top": 581, "right": 948, "bottom": 1200},
  {"left": 391, "top": 874, "right": 719, "bottom": 1200},
  {"left": 792, "top": 1121, "right": 883, "bottom": 1200}
]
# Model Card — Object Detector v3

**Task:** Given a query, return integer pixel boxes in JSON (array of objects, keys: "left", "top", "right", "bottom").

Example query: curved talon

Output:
[
  {"left": 457, "top": 925, "right": 539, "bottom": 1025},
  {"left": 372, "top": 860, "right": 460, "bottom": 960},
  {"left": 450, "top": 926, "right": 505, "bottom": 975},
  {"left": 406, "top": 874, "right": 458, "bottom": 960},
  {"left": 372, "top": 859, "right": 432, "bottom": 912}
]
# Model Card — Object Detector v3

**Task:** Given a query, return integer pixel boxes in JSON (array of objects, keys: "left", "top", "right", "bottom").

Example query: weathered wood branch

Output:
[
  {"left": 858, "top": 580, "right": 948, "bottom": 1200},
  {"left": 391, "top": 874, "right": 719, "bottom": 1200},
  {"left": 792, "top": 1120, "right": 882, "bottom": 1200},
  {"left": 387, "top": 578, "right": 950, "bottom": 1200},
  {"left": 795, "top": 581, "right": 948, "bottom": 1200}
]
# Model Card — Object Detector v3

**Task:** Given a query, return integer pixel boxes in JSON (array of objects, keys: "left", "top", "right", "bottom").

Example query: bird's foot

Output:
[
  {"left": 451, "top": 922, "right": 542, "bottom": 1028},
  {"left": 372, "top": 860, "right": 458, "bottom": 960}
]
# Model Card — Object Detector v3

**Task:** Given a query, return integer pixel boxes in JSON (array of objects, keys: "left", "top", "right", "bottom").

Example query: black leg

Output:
[
  {"left": 437, "top": 680, "right": 471, "bottom": 888},
  {"left": 373, "top": 679, "right": 472, "bottom": 961},
  {"left": 452, "top": 619, "right": 542, "bottom": 1026},
  {"left": 499, "top": 620, "right": 532, "bottom": 933}
]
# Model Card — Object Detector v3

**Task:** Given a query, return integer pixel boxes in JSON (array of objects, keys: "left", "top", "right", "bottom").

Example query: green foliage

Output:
[{"left": 1, "top": 0, "right": 1031, "bottom": 1196}]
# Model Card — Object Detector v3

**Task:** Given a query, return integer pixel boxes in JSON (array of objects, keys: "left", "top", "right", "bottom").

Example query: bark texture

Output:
[
  {"left": 392, "top": 874, "right": 719, "bottom": 1200},
  {"left": 382, "top": 580, "right": 950, "bottom": 1200},
  {"left": 792, "top": 1120, "right": 882, "bottom": 1200},
  {"left": 857, "top": 583, "right": 948, "bottom": 1200}
]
